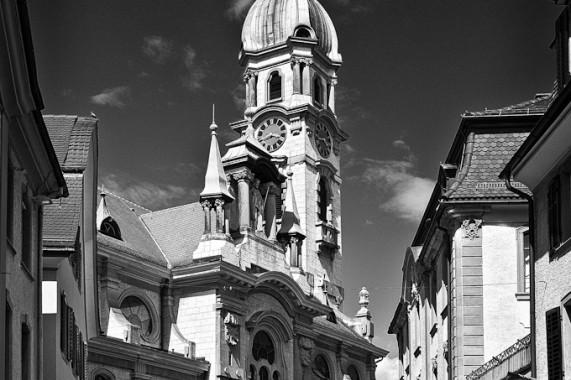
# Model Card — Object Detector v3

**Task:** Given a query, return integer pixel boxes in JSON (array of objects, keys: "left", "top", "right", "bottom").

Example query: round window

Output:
[{"left": 120, "top": 296, "right": 153, "bottom": 336}]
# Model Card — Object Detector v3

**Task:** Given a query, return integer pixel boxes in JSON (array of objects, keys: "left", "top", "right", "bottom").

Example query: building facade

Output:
[
  {"left": 388, "top": 96, "right": 550, "bottom": 380},
  {"left": 41, "top": 115, "right": 99, "bottom": 380},
  {"left": 500, "top": 4, "right": 571, "bottom": 379},
  {"left": 87, "top": 0, "right": 387, "bottom": 379},
  {"left": 0, "top": 1, "right": 68, "bottom": 378}
]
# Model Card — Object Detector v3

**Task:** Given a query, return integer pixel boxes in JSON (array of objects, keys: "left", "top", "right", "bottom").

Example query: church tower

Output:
[{"left": 231, "top": 0, "right": 348, "bottom": 307}]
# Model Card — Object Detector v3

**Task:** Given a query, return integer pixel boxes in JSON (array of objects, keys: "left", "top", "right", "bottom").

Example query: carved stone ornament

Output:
[
  {"left": 298, "top": 336, "right": 315, "bottom": 367},
  {"left": 410, "top": 283, "right": 420, "bottom": 304},
  {"left": 462, "top": 219, "right": 482, "bottom": 240},
  {"left": 224, "top": 313, "right": 240, "bottom": 346},
  {"left": 231, "top": 170, "right": 252, "bottom": 182}
]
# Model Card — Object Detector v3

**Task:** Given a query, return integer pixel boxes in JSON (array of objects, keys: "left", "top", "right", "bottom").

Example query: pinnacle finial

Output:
[{"left": 210, "top": 104, "right": 217, "bottom": 133}]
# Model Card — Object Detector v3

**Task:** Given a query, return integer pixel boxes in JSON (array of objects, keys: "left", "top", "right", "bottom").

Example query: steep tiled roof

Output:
[
  {"left": 43, "top": 174, "right": 82, "bottom": 247},
  {"left": 44, "top": 115, "right": 96, "bottom": 170},
  {"left": 141, "top": 203, "right": 204, "bottom": 268},
  {"left": 44, "top": 115, "right": 76, "bottom": 164},
  {"left": 447, "top": 132, "right": 530, "bottom": 200},
  {"left": 464, "top": 94, "right": 552, "bottom": 117},
  {"left": 97, "top": 192, "right": 168, "bottom": 267}
]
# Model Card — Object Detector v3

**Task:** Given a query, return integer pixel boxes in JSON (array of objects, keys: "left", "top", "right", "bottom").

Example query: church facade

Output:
[{"left": 81, "top": 1, "right": 387, "bottom": 379}]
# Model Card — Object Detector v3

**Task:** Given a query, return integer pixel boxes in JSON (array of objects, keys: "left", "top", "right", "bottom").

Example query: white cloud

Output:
[
  {"left": 361, "top": 158, "right": 434, "bottom": 223},
  {"left": 376, "top": 356, "right": 400, "bottom": 380},
  {"left": 181, "top": 45, "right": 208, "bottom": 91},
  {"left": 101, "top": 173, "right": 195, "bottom": 211},
  {"left": 226, "top": 0, "right": 255, "bottom": 20},
  {"left": 143, "top": 36, "right": 173, "bottom": 64},
  {"left": 90, "top": 86, "right": 131, "bottom": 108}
]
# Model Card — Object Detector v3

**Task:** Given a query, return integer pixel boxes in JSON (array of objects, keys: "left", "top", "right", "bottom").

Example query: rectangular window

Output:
[
  {"left": 21, "top": 324, "right": 30, "bottom": 380},
  {"left": 7, "top": 160, "right": 14, "bottom": 241},
  {"left": 546, "top": 307, "right": 563, "bottom": 380},
  {"left": 548, "top": 172, "right": 571, "bottom": 254},
  {"left": 21, "top": 187, "right": 32, "bottom": 270},
  {"left": 517, "top": 228, "right": 531, "bottom": 295}
]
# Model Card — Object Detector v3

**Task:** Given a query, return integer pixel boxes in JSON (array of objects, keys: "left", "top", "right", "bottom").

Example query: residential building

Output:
[
  {"left": 388, "top": 95, "right": 550, "bottom": 380},
  {"left": 87, "top": 0, "right": 387, "bottom": 379},
  {"left": 500, "top": 4, "right": 571, "bottom": 379},
  {"left": 41, "top": 115, "right": 98, "bottom": 380},
  {"left": 0, "top": 0, "right": 68, "bottom": 378}
]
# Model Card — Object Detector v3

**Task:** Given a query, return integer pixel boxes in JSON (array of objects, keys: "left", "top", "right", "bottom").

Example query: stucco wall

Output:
[{"left": 482, "top": 225, "right": 530, "bottom": 361}]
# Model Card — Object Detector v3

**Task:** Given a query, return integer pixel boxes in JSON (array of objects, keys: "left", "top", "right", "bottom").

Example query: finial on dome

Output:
[{"left": 359, "top": 287, "right": 370, "bottom": 309}]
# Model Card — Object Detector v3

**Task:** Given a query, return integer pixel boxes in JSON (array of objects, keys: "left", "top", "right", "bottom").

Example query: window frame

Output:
[
  {"left": 267, "top": 71, "right": 282, "bottom": 102},
  {"left": 248, "top": 329, "right": 284, "bottom": 380},
  {"left": 516, "top": 227, "right": 531, "bottom": 299},
  {"left": 548, "top": 170, "right": 571, "bottom": 256}
]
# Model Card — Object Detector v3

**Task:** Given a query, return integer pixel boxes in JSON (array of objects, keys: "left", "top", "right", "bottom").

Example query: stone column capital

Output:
[
  {"left": 243, "top": 70, "right": 258, "bottom": 82},
  {"left": 231, "top": 169, "right": 253, "bottom": 183}
]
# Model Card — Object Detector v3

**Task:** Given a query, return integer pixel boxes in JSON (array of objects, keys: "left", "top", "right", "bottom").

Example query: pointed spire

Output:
[
  {"left": 200, "top": 106, "right": 234, "bottom": 201},
  {"left": 96, "top": 188, "right": 112, "bottom": 228},
  {"left": 278, "top": 169, "right": 304, "bottom": 237}
]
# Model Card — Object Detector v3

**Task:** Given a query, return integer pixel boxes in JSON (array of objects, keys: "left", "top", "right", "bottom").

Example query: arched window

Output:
[
  {"left": 314, "top": 77, "right": 323, "bottom": 105},
  {"left": 100, "top": 217, "right": 121, "bottom": 240},
  {"left": 312, "top": 354, "right": 331, "bottom": 379},
  {"left": 317, "top": 177, "right": 329, "bottom": 223},
  {"left": 249, "top": 330, "right": 282, "bottom": 380},
  {"left": 268, "top": 72, "right": 282, "bottom": 101},
  {"left": 347, "top": 365, "right": 361, "bottom": 380},
  {"left": 120, "top": 296, "right": 153, "bottom": 337}
]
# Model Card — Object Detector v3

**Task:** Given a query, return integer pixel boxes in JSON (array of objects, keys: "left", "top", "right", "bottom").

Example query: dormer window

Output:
[
  {"left": 100, "top": 217, "right": 121, "bottom": 240},
  {"left": 295, "top": 27, "right": 312, "bottom": 38},
  {"left": 268, "top": 72, "right": 282, "bottom": 101}
]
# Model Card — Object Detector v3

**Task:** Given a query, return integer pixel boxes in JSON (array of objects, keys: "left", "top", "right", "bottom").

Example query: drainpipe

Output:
[{"left": 503, "top": 176, "right": 536, "bottom": 378}]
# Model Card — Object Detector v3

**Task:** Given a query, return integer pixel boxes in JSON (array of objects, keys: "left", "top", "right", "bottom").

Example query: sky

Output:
[{"left": 28, "top": 0, "right": 561, "bottom": 378}]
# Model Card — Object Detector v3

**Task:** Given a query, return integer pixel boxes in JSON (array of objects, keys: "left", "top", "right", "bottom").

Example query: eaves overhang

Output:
[{"left": 501, "top": 83, "right": 571, "bottom": 191}]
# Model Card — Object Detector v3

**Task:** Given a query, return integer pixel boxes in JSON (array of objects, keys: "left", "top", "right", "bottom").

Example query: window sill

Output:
[
  {"left": 515, "top": 292, "right": 530, "bottom": 301},
  {"left": 266, "top": 98, "right": 282, "bottom": 104},
  {"left": 20, "top": 261, "right": 35, "bottom": 282},
  {"left": 552, "top": 237, "right": 571, "bottom": 258}
]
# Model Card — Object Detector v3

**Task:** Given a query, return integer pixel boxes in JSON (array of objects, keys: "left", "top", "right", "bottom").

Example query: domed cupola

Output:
[{"left": 241, "top": 0, "right": 342, "bottom": 63}]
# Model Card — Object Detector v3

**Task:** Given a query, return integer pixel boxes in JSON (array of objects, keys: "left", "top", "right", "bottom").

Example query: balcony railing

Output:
[
  {"left": 316, "top": 221, "right": 339, "bottom": 258},
  {"left": 466, "top": 335, "right": 531, "bottom": 380}
]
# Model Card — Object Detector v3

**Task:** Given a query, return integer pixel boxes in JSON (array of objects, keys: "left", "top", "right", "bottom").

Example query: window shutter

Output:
[
  {"left": 67, "top": 307, "right": 74, "bottom": 361},
  {"left": 546, "top": 308, "right": 563, "bottom": 380},
  {"left": 60, "top": 294, "right": 67, "bottom": 354}
]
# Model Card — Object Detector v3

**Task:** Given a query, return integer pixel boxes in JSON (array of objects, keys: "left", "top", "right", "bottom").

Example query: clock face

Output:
[
  {"left": 314, "top": 122, "right": 332, "bottom": 157},
  {"left": 256, "top": 118, "right": 287, "bottom": 152}
]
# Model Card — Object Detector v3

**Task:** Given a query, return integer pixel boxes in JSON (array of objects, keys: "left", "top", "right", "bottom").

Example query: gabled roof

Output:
[
  {"left": 97, "top": 191, "right": 168, "bottom": 267},
  {"left": 42, "top": 115, "right": 97, "bottom": 248},
  {"left": 141, "top": 203, "right": 204, "bottom": 268},
  {"left": 44, "top": 115, "right": 97, "bottom": 170},
  {"left": 43, "top": 174, "right": 82, "bottom": 248}
]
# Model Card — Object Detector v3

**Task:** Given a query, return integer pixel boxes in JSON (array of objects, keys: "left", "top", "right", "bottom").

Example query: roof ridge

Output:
[
  {"left": 139, "top": 215, "right": 172, "bottom": 269},
  {"left": 142, "top": 202, "right": 199, "bottom": 217},
  {"left": 97, "top": 187, "right": 152, "bottom": 213},
  {"left": 463, "top": 93, "right": 553, "bottom": 117}
]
